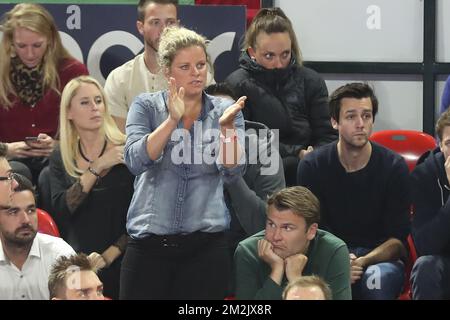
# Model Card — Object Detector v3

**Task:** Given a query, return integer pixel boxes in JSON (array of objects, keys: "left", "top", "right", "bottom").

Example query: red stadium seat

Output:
[
  {"left": 37, "top": 208, "right": 60, "bottom": 237},
  {"left": 369, "top": 130, "right": 436, "bottom": 172},
  {"left": 398, "top": 234, "right": 418, "bottom": 300}
]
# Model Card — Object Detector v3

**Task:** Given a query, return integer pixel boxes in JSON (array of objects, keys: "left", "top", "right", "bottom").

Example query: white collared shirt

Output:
[{"left": 0, "top": 232, "right": 75, "bottom": 300}]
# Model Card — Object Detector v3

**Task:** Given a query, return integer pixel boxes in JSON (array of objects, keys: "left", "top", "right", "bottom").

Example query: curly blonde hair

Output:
[{"left": 158, "top": 26, "right": 210, "bottom": 71}]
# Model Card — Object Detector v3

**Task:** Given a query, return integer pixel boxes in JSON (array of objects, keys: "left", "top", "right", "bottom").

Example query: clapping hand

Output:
[
  {"left": 168, "top": 77, "right": 185, "bottom": 122},
  {"left": 219, "top": 96, "right": 246, "bottom": 134}
]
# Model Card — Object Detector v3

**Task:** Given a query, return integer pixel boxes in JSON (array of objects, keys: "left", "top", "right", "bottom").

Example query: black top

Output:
[
  {"left": 49, "top": 146, "right": 134, "bottom": 254},
  {"left": 411, "top": 149, "right": 450, "bottom": 256},
  {"left": 298, "top": 141, "right": 410, "bottom": 248},
  {"left": 225, "top": 51, "right": 337, "bottom": 158}
]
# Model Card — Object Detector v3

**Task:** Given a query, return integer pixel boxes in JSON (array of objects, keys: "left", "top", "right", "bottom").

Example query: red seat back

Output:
[
  {"left": 37, "top": 208, "right": 60, "bottom": 237},
  {"left": 370, "top": 130, "right": 436, "bottom": 172},
  {"left": 398, "top": 234, "right": 418, "bottom": 300}
]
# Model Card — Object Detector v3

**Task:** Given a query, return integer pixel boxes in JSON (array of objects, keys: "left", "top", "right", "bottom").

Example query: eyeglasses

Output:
[{"left": 0, "top": 172, "right": 16, "bottom": 183}]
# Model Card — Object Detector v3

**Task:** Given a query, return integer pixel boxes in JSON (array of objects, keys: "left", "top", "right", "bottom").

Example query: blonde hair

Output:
[
  {"left": 59, "top": 76, "right": 125, "bottom": 178},
  {"left": 158, "top": 26, "right": 210, "bottom": 71},
  {"left": 0, "top": 3, "right": 73, "bottom": 108},
  {"left": 244, "top": 7, "right": 302, "bottom": 65}
]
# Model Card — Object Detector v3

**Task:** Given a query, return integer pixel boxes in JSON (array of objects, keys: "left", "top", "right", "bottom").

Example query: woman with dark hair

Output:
[{"left": 226, "top": 7, "right": 337, "bottom": 186}]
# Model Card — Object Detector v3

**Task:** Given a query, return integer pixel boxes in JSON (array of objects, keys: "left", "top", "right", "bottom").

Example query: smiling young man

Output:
[
  {"left": 0, "top": 173, "right": 74, "bottom": 300},
  {"left": 297, "top": 82, "right": 411, "bottom": 300},
  {"left": 234, "top": 186, "right": 351, "bottom": 300}
]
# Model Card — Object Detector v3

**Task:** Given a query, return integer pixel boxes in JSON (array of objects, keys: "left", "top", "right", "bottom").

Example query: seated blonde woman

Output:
[
  {"left": 0, "top": 3, "right": 88, "bottom": 183},
  {"left": 49, "top": 75, "right": 134, "bottom": 300}
]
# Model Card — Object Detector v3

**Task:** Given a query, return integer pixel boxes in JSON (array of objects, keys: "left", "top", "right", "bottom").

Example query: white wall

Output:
[
  {"left": 324, "top": 75, "right": 422, "bottom": 132},
  {"left": 275, "top": 0, "right": 424, "bottom": 62},
  {"left": 436, "top": 0, "right": 450, "bottom": 62},
  {"left": 274, "top": 0, "right": 450, "bottom": 132}
]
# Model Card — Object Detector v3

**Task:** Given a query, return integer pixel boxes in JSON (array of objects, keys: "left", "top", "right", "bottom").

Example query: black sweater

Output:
[
  {"left": 298, "top": 141, "right": 410, "bottom": 248},
  {"left": 411, "top": 149, "right": 450, "bottom": 256},
  {"left": 49, "top": 148, "right": 134, "bottom": 254},
  {"left": 225, "top": 51, "right": 337, "bottom": 158}
]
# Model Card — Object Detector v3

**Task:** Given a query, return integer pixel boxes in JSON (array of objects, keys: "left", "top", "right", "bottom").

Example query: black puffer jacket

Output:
[{"left": 225, "top": 51, "right": 337, "bottom": 158}]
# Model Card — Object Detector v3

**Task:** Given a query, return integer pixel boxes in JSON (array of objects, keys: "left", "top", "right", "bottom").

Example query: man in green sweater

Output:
[{"left": 234, "top": 186, "right": 351, "bottom": 300}]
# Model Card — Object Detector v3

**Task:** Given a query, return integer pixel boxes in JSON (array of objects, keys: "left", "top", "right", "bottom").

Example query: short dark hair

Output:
[
  {"left": 436, "top": 109, "right": 450, "bottom": 141},
  {"left": 205, "top": 83, "right": 237, "bottom": 100},
  {"left": 137, "top": 0, "right": 178, "bottom": 21},
  {"left": 329, "top": 82, "right": 378, "bottom": 123},
  {"left": 267, "top": 186, "right": 320, "bottom": 228},
  {"left": 13, "top": 173, "right": 35, "bottom": 198},
  {"left": 48, "top": 253, "right": 97, "bottom": 299},
  {"left": 282, "top": 275, "right": 332, "bottom": 300},
  {"left": 0, "top": 143, "right": 7, "bottom": 158}
]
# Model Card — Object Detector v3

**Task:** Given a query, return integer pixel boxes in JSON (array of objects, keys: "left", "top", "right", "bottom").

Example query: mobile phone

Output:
[{"left": 24, "top": 137, "right": 40, "bottom": 147}]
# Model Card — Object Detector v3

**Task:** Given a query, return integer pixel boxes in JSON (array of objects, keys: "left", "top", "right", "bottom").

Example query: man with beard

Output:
[
  {"left": 0, "top": 174, "right": 74, "bottom": 299},
  {"left": 297, "top": 82, "right": 411, "bottom": 300},
  {"left": 234, "top": 186, "right": 351, "bottom": 300},
  {"left": 104, "top": 0, "right": 179, "bottom": 133}
]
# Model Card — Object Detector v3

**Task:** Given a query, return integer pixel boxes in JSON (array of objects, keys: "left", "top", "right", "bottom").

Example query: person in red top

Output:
[{"left": 0, "top": 3, "right": 88, "bottom": 183}]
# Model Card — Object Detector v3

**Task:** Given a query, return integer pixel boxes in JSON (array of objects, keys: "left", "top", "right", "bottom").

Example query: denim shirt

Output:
[{"left": 124, "top": 91, "right": 245, "bottom": 238}]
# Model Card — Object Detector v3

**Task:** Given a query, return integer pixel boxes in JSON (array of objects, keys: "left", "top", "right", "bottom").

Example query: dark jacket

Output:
[
  {"left": 225, "top": 51, "right": 337, "bottom": 158},
  {"left": 411, "top": 148, "right": 450, "bottom": 256},
  {"left": 225, "top": 121, "right": 285, "bottom": 251}
]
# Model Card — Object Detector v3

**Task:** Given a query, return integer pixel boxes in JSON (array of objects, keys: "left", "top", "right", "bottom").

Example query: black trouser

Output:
[
  {"left": 283, "top": 155, "right": 299, "bottom": 186},
  {"left": 120, "top": 231, "right": 230, "bottom": 300},
  {"left": 98, "top": 256, "right": 122, "bottom": 300}
]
